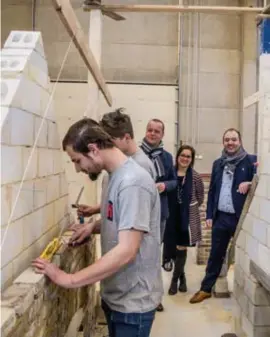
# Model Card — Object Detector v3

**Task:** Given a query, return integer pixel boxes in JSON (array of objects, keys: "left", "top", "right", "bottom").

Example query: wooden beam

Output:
[
  {"left": 83, "top": 4, "right": 263, "bottom": 14},
  {"left": 243, "top": 91, "right": 260, "bottom": 108},
  {"left": 250, "top": 260, "right": 270, "bottom": 293},
  {"left": 51, "top": 0, "right": 112, "bottom": 106}
]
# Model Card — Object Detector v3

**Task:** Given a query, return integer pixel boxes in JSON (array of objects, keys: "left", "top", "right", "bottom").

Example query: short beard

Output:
[{"left": 88, "top": 172, "right": 100, "bottom": 181}]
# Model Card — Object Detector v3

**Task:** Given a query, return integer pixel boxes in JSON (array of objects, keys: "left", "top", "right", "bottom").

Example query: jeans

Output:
[
  {"left": 102, "top": 300, "right": 156, "bottom": 337},
  {"left": 201, "top": 211, "right": 238, "bottom": 292}
]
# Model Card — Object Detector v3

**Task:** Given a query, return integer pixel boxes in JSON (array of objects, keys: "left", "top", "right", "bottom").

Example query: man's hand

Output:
[
  {"left": 238, "top": 182, "right": 251, "bottom": 195},
  {"left": 69, "top": 223, "right": 94, "bottom": 246},
  {"left": 206, "top": 219, "right": 213, "bottom": 229},
  {"left": 77, "top": 204, "right": 100, "bottom": 217},
  {"left": 32, "top": 258, "right": 72, "bottom": 288},
  {"left": 156, "top": 182, "right": 166, "bottom": 194}
]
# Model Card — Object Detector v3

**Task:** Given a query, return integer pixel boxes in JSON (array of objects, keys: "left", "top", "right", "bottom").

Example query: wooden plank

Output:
[
  {"left": 227, "top": 175, "right": 259, "bottom": 268},
  {"left": 250, "top": 260, "right": 270, "bottom": 293},
  {"left": 51, "top": 0, "right": 112, "bottom": 106},
  {"left": 83, "top": 4, "right": 263, "bottom": 14},
  {"left": 243, "top": 91, "right": 260, "bottom": 109}
]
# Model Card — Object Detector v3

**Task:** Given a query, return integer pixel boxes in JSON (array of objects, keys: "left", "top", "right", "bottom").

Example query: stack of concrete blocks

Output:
[
  {"left": 196, "top": 174, "right": 211, "bottom": 265},
  {"left": 233, "top": 20, "right": 270, "bottom": 337},
  {"left": 0, "top": 232, "right": 97, "bottom": 337},
  {"left": 1, "top": 31, "right": 70, "bottom": 289}
]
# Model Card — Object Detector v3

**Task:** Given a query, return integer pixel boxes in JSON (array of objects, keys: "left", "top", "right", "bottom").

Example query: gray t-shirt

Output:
[
  {"left": 100, "top": 158, "right": 163, "bottom": 313},
  {"left": 132, "top": 148, "right": 156, "bottom": 180}
]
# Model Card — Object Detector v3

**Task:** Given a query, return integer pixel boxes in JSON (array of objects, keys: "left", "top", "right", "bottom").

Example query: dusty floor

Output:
[{"left": 93, "top": 248, "right": 235, "bottom": 337}]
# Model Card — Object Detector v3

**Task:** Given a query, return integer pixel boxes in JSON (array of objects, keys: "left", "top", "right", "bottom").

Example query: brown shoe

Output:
[{"left": 189, "top": 291, "right": 211, "bottom": 304}]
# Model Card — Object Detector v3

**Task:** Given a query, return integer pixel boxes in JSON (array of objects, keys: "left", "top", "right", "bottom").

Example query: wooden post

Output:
[{"left": 51, "top": 0, "right": 112, "bottom": 106}]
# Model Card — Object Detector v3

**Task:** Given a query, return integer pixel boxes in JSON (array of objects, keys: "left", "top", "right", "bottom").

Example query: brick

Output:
[
  {"left": 257, "top": 243, "right": 270, "bottom": 275},
  {"left": 1, "top": 219, "right": 24, "bottom": 267},
  {"left": 33, "top": 178, "right": 47, "bottom": 209},
  {"left": 11, "top": 181, "right": 34, "bottom": 220},
  {"left": 259, "top": 198, "right": 270, "bottom": 224},
  {"left": 248, "top": 303, "right": 270, "bottom": 326},
  {"left": 0, "top": 307, "right": 16, "bottom": 337},
  {"left": 4, "top": 31, "right": 45, "bottom": 58},
  {"left": 46, "top": 175, "right": 60, "bottom": 203},
  {"left": 48, "top": 121, "right": 60, "bottom": 149},
  {"left": 1, "top": 145, "right": 22, "bottom": 184},
  {"left": 34, "top": 116, "right": 48, "bottom": 148},
  {"left": 37, "top": 149, "right": 54, "bottom": 177},
  {"left": 22, "top": 147, "right": 38, "bottom": 181}
]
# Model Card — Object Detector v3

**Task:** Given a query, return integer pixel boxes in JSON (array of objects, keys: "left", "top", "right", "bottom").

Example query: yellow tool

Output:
[{"left": 40, "top": 238, "right": 62, "bottom": 261}]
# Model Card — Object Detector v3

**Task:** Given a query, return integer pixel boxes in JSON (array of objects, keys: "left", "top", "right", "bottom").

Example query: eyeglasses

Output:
[{"left": 179, "top": 154, "right": 192, "bottom": 159}]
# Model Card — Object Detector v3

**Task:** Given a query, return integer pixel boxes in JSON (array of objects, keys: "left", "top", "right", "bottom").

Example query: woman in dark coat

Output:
[{"left": 163, "top": 145, "right": 204, "bottom": 295}]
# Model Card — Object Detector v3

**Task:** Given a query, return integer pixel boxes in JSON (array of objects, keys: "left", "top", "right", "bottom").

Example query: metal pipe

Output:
[
  {"left": 32, "top": 0, "right": 36, "bottom": 30},
  {"left": 84, "top": 4, "right": 263, "bottom": 14}
]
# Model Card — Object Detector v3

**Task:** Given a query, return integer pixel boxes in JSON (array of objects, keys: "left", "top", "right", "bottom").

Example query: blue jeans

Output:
[
  {"left": 201, "top": 211, "right": 238, "bottom": 292},
  {"left": 101, "top": 300, "right": 156, "bottom": 337}
]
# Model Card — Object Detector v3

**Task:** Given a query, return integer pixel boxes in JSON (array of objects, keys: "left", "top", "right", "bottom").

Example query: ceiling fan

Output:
[{"left": 83, "top": 0, "right": 126, "bottom": 21}]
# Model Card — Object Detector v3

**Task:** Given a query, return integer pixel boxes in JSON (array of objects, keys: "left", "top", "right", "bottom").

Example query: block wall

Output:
[{"left": 0, "top": 31, "right": 70, "bottom": 289}]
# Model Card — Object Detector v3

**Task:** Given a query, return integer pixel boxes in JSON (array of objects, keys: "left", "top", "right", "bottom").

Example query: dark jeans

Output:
[
  {"left": 102, "top": 300, "right": 156, "bottom": 337},
  {"left": 201, "top": 211, "right": 238, "bottom": 293}
]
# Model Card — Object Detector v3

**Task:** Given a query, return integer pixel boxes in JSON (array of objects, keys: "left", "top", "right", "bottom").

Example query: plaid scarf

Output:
[
  {"left": 220, "top": 146, "right": 247, "bottom": 175},
  {"left": 140, "top": 138, "right": 165, "bottom": 178}
]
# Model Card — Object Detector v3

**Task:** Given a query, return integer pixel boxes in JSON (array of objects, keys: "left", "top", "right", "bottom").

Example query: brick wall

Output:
[
  {"left": 233, "top": 22, "right": 270, "bottom": 337},
  {"left": 196, "top": 174, "right": 211, "bottom": 265},
  {"left": 1, "top": 232, "right": 97, "bottom": 337},
  {"left": 1, "top": 31, "right": 71, "bottom": 289}
]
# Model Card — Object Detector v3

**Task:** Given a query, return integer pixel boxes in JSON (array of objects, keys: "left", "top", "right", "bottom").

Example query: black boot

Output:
[
  {"left": 178, "top": 250, "right": 188, "bottom": 292},
  {"left": 168, "top": 250, "right": 186, "bottom": 295}
]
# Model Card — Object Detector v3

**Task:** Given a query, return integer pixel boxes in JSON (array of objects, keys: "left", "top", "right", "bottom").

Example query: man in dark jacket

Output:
[
  {"left": 141, "top": 118, "right": 176, "bottom": 311},
  {"left": 190, "top": 128, "right": 257, "bottom": 304}
]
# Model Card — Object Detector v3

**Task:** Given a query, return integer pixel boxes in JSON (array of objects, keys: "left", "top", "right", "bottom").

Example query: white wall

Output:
[{"left": 99, "top": 84, "right": 177, "bottom": 156}]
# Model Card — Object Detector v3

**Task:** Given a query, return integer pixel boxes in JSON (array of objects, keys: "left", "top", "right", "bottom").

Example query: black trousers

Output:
[{"left": 200, "top": 211, "right": 238, "bottom": 292}]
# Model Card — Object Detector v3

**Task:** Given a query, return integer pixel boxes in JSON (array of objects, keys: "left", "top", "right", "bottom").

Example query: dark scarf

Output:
[
  {"left": 140, "top": 138, "right": 165, "bottom": 178},
  {"left": 220, "top": 146, "right": 247, "bottom": 175}
]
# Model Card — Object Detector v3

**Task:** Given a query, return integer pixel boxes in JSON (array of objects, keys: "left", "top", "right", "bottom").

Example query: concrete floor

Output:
[
  {"left": 151, "top": 248, "right": 235, "bottom": 337},
  {"left": 93, "top": 248, "right": 236, "bottom": 337}
]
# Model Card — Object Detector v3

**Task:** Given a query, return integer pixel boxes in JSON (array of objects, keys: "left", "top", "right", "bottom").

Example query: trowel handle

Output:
[{"left": 79, "top": 216, "right": 85, "bottom": 224}]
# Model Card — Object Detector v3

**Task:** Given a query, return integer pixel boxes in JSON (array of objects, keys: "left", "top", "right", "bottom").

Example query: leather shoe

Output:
[{"left": 189, "top": 291, "right": 211, "bottom": 304}]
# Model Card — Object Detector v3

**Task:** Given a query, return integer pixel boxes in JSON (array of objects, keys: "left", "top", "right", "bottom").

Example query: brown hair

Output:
[
  {"left": 148, "top": 119, "right": 165, "bottom": 133},
  {"left": 223, "top": 128, "right": 242, "bottom": 142},
  {"left": 100, "top": 108, "right": 134, "bottom": 139},
  {"left": 62, "top": 118, "right": 114, "bottom": 153},
  {"left": 175, "top": 145, "right": 196, "bottom": 169}
]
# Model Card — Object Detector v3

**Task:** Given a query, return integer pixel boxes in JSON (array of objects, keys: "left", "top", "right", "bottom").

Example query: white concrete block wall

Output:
[
  {"left": 1, "top": 31, "right": 70, "bottom": 290},
  {"left": 234, "top": 21, "right": 270, "bottom": 337}
]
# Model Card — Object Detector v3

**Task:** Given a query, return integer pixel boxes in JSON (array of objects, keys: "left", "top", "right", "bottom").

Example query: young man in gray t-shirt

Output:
[{"left": 33, "top": 119, "right": 163, "bottom": 337}]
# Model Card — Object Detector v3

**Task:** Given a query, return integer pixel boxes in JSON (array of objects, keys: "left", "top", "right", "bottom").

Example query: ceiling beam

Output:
[
  {"left": 83, "top": 4, "right": 263, "bottom": 14},
  {"left": 51, "top": 0, "right": 112, "bottom": 106}
]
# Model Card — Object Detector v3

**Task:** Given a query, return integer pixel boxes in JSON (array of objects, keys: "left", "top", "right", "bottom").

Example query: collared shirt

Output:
[{"left": 218, "top": 167, "right": 235, "bottom": 214}]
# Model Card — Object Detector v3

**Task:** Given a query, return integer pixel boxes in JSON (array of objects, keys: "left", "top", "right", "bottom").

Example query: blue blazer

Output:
[
  {"left": 206, "top": 154, "right": 257, "bottom": 221},
  {"left": 156, "top": 150, "right": 177, "bottom": 221}
]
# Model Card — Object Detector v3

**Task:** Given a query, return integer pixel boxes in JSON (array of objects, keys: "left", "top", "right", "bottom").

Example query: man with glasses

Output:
[{"left": 190, "top": 128, "right": 257, "bottom": 304}]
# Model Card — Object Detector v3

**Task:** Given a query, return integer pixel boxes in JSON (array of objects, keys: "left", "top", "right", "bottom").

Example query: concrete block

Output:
[
  {"left": 10, "top": 108, "right": 34, "bottom": 146},
  {"left": 1, "top": 219, "right": 24, "bottom": 266},
  {"left": 248, "top": 303, "right": 270, "bottom": 326},
  {"left": 1, "top": 262, "right": 13, "bottom": 290},
  {"left": 14, "top": 267, "right": 44, "bottom": 285},
  {"left": 33, "top": 178, "right": 47, "bottom": 210},
  {"left": 4, "top": 31, "right": 45, "bottom": 58},
  {"left": 268, "top": 227, "right": 270, "bottom": 248},
  {"left": 1, "top": 48, "right": 48, "bottom": 89},
  {"left": 258, "top": 244, "right": 270, "bottom": 276},
  {"left": 243, "top": 252, "right": 251, "bottom": 277},
  {"left": 47, "top": 175, "right": 60, "bottom": 203},
  {"left": 237, "top": 230, "right": 247, "bottom": 250},
  {"left": 0, "top": 78, "right": 20, "bottom": 108},
  {"left": 1, "top": 107, "right": 11, "bottom": 144},
  {"left": 11, "top": 181, "right": 34, "bottom": 221},
  {"left": 53, "top": 150, "right": 63, "bottom": 175},
  {"left": 22, "top": 147, "right": 38, "bottom": 181},
  {"left": 249, "top": 196, "right": 261, "bottom": 219},
  {"left": 254, "top": 327, "right": 270, "bottom": 337},
  {"left": 245, "top": 275, "right": 270, "bottom": 306},
  {"left": 1, "top": 185, "right": 11, "bottom": 228},
  {"left": 245, "top": 233, "right": 259, "bottom": 262},
  {"left": 54, "top": 196, "right": 68, "bottom": 225},
  {"left": 259, "top": 198, "right": 270, "bottom": 224},
  {"left": 234, "top": 264, "right": 245, "bottom": 288},
  {"left": 243, "top": 213, "right": 254, "bottom": 236},
  {"left": 1, "top": 145, "right": 22, "bottom": 184},
  {"left": 23, "top": 210, "right": 45, "bottom": 248},
  {"left": 255, "top": 177, "right": 269, "bottom": 199},
  {"left": 241, "top": 313, "right": 253, "bottom": 337},
  {"left": 59, "top": 173, "right": 68, "bottom": 197},
  {"left": 252, "top": 218, "right": 268, "bottom": 246},
  {"left": 43, "top": 203, "right": 55, "bottom": 230},
  {"left": 48, "top": 121, "right": 60, "bottom": 149},
  {"left": 34, "top": 116, "right": 48, "bottom": 148},
  {"left": 0, "top": 307, "right": 16, "bottom": 337},
  {"left": 37, "top": 149, "right": 54, "bottom": 177}
]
